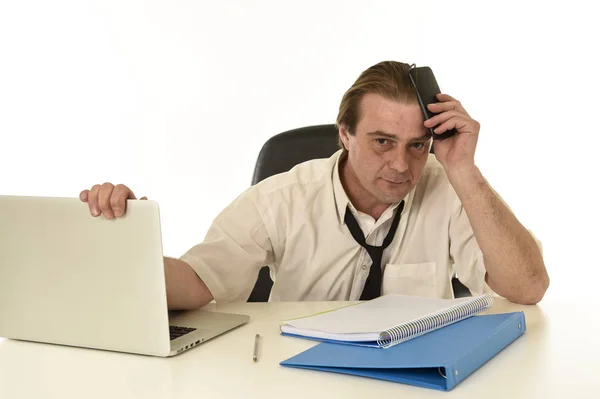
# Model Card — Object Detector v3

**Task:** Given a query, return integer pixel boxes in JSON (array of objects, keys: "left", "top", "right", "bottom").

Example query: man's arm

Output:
[
  {"left": 164, "top": 257, "right": 214, "bottom": 310},
  {"left": 424, "top": 93, "right": 549, "bottom": 304},
  {"left": 448, "top": 166, "right": 549, "bottom": 304}
]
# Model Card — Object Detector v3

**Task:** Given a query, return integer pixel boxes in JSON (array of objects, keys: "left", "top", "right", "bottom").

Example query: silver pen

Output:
[{"left": 253, "top": 334, "right": 260, "bottom": 362}]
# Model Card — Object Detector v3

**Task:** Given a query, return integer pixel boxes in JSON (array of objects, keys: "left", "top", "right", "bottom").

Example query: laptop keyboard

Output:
[{"left": 170, "top": 325, "right": 197, "bottom": 341}]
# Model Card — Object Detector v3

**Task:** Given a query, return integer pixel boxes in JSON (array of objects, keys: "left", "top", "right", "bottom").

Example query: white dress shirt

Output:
[{"left": 181, "top": 150, "right": 516, "bottom": 302}]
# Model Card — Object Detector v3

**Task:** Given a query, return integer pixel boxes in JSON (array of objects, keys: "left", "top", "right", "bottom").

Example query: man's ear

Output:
[{"left": 338, "top": 124, "right": 351, "bottom": 151}]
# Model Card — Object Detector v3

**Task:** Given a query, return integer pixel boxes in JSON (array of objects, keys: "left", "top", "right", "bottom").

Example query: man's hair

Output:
[{"left": 335, "top": 61, "right": 418, "bottom": 149}]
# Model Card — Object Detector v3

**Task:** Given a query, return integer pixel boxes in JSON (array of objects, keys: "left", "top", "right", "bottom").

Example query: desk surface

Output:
[{"left": 0, "top": 298, "right": 596, "bottom": 398}]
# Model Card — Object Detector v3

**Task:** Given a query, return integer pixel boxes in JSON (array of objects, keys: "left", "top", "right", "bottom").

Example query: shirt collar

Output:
[{"left": 331, "top": 149, "right": 415, "bottom": 225}]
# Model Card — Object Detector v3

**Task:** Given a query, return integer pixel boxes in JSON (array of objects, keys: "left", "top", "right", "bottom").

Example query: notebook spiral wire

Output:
[{"left": 377, "top": 293, "right": 494, "bottom": 348}]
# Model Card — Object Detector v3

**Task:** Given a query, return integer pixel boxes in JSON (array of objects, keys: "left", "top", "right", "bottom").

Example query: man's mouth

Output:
[{"left": 383, "top": 178, "right": 408, "bottom": 185}]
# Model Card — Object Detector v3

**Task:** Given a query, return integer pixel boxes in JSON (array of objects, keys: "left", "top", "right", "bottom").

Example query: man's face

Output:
[{"left": 339, "top": 93, "right": 431, "bottom": 206}]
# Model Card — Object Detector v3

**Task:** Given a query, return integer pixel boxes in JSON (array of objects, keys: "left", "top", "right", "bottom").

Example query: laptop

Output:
[{"left": 0, "top": 195, "right": 249, "bottom": 357}]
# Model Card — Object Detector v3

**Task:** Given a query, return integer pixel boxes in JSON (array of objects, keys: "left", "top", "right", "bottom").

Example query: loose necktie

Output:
[{"left": 344, "top": 200, "right": 405, "bottom": 300}]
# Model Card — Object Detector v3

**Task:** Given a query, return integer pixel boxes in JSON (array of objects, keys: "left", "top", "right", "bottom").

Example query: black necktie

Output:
[{"left": 344, "top": 200, "right": 405, "bottom": 300}]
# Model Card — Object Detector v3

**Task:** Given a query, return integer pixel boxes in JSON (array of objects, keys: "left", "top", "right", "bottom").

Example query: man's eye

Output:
[
  {"left": 376, "top": 138, "right": 389, "bottom": 145},
  {"left": 411, "top": 142, "right": 425, "bottom": 149}
]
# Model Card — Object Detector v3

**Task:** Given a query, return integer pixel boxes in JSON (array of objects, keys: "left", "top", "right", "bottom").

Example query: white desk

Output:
[{"left": 0, "top": 298, "right": 597, "bottom": 398}]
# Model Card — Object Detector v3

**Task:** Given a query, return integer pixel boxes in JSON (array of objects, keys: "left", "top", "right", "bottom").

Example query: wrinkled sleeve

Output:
[{"left": 179, "top": 188, "right": 275, "bottom": 303}]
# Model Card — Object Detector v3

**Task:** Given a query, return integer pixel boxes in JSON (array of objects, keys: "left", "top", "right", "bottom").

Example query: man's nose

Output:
[{"left": 388, "top": 148, "right": 409, "bottom": 173}]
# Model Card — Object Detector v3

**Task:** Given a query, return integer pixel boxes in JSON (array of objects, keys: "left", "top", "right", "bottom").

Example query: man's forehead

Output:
[
  {"left": 356, "top": 107, "right": 427, "bottom": 140},
  {"left": 358, "top": 92, "right": 421, "bottom": 116},
  {"left": 357, "top": 93, "right": 424, "bottom": 129}
]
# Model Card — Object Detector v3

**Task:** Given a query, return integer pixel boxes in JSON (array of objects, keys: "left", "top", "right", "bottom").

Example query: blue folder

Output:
[{"left": 280, "top": 312, "right": 526, "bottom": 391}]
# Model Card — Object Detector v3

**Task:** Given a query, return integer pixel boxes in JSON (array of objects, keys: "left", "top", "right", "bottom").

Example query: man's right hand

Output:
[{"left": 79, "top": 183, "right": 147, "bottom": 220}]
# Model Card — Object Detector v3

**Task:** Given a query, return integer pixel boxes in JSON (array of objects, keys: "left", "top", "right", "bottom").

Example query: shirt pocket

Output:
[{"left": 382, "top": 262, "right": 437, "bottom": 297}]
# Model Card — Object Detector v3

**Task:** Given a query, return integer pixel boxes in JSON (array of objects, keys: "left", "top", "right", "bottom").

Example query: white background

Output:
[{"left": 1, "top": 0, "right": 598, "bottom": 304}]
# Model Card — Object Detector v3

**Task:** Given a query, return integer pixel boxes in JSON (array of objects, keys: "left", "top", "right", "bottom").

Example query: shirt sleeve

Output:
[{"left": 179, "top": 188, "right": 275, "bottom": 303}]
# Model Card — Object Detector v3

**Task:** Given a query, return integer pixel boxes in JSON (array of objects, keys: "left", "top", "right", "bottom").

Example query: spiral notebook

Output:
[{"left": 280, "top": 293, "right": 494, "bottom": 348}]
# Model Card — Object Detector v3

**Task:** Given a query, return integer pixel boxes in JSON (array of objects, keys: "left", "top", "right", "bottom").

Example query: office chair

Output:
[{"left": 246, "top": 124, "right": 470, "bottom": 301}]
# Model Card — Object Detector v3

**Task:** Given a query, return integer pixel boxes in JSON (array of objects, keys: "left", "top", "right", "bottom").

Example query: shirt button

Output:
[{"left": 361, "top": 265, "right": 368, "bottom": 271}]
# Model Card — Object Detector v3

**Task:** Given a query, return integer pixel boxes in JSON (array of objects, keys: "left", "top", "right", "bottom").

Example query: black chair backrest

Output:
[{"left": 251, "top": 124, "right": 340, "bottom": 185}]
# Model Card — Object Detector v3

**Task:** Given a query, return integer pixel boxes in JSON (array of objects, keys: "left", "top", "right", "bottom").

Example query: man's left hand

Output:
[{"left": 424, "top": 93, "right": 480, "bottom": 174}]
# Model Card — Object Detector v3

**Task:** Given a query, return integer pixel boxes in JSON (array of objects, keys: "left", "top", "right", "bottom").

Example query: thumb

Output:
[{"left": 140, "top": 196, "right": 148, "bottom": 200}]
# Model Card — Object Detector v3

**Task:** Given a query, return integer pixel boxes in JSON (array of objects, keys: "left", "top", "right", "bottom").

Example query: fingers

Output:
[
  {"left": 83, "top": 183, "right": 144, "bottom": 219},
  {"left": 424, "top": 94, "right": 478, "bottom": 136},
  {"left": 427, "top": 94, "right": 470, "bottom": 116},
  {"left": 111, "top": 184, "right": 136, "bottom": 217},
  {"left": 98, "top": 183, "right": 116, "bottom": 220},
  {"left": 433, "top": 116, "right": 471, "bottom": 136},
  {"left": 79, "top": 190, "right": 89, "bottom": 202},
  {"left": 87, "top": 184, "right": 102, "bottom": 217},
  {"left": 424, "top": 110, "right": 463, "bottom": 129}
]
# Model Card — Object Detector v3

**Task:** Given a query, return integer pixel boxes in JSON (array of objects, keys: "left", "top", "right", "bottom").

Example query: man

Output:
[{"left": 80, "top": 61, "right": 549, "bottom": 309}]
